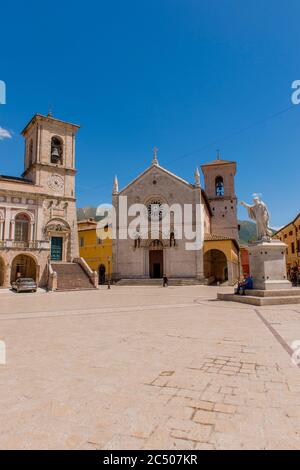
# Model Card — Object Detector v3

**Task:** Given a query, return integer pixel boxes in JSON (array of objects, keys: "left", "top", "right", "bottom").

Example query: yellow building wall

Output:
[
  {"left": 78, "top": 227, "right": 112, "bottom": 277},
  {"left": 203, "top": 239, "right": 240, "bottom": 284},
  {"left": 273, "top": 214, "right": 300, "bottom": 269},
  {"left": 203, "top": 239, "right": 239, "bottom": 264}
]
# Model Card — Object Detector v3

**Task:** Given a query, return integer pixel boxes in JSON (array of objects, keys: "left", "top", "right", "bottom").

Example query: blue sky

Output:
[{"left": 0, "top": 0, "right": 299, "bottom": 227}]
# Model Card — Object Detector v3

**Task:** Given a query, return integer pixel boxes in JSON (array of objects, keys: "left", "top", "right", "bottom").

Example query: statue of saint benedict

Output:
[{"left": 241, "top": 196, "right": 273, "bottom": 241}]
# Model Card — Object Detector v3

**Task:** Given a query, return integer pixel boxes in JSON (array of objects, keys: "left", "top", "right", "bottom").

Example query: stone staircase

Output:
[
  {"left": 51, "top": 262, "right": 96, "bottom": 291},
  {"left": 218, "top": 288, "right": 300, "bottom": 306}
]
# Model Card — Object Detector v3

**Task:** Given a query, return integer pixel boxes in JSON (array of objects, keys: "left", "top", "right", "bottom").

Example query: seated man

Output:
[{"left": 236, "top": 275, "right": 253, "bottom": 295}]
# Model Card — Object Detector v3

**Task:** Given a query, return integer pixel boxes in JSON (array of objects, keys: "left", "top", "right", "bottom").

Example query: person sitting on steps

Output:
[{"left": 235, "top": 275, "right": 253, "bottom": 295}]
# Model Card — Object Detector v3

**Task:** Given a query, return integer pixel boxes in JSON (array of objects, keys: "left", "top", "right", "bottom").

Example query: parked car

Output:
[{"left": 11, "top": 278, "right": 37, "bottom": 293}]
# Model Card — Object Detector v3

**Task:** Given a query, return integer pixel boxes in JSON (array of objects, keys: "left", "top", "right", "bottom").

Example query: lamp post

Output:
[{"left": 107, "top": 256, "right": 111, "bottom": 290}]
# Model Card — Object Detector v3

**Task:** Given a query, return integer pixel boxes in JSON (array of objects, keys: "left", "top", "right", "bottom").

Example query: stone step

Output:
[
  {"left": 116, "top": 279, "right": 162, "bottom": 286},
  {"left": 169, "top": 279, "right": 204, "bottom": 286},
  {"left": 56, "top": 287, "right": 98, "bottom": 292},
  {"left": 51, "top": 262, "right": 96, "bottom": 291},
  {"left": 117, "top": 278, "right": 203, "bottom": 286},
  {"left": 116, "top": 278, "right": 204, "bottom": 286},
  {"left": 245, "top": 288, "right": 300, "bottom": 297},
  {"left": 218, "top": 292, "right": 300, "bottom": 306}
]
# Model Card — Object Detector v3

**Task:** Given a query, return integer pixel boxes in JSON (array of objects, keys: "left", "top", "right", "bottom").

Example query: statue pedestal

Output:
[{"left": 249, "top": 240, "right": 291, "bottom": 290}]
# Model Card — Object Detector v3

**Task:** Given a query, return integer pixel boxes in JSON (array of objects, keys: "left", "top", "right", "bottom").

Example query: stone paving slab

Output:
[{"left": 0, "top": 285, "right": 300, "bottom": 449}]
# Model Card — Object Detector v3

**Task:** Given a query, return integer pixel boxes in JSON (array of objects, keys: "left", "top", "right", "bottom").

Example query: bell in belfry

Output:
[{"left": 51, "top": 146, "right": 60, "bottom": 163}]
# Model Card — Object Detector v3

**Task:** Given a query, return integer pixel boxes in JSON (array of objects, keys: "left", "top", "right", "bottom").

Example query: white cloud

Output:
[{"left": 0, "top": 127, "right": 12, "bottom": 140}]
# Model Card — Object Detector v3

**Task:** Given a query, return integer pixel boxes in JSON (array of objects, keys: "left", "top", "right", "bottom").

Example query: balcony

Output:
[{"left": 0, "top": 240, "right": 50, "bottom": 250}]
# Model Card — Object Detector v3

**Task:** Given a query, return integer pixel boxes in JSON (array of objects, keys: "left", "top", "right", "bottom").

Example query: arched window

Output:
[
  {"left": 215, "top": 176, "right": 224, "bottom": 197},
  {"left": 170, "top": 231, "right": 176, "bottom": 247},
  {"left": 15, "top": 214, "right": 30, "bottom": 242},
  {"left": 50, "top": 136, "right": 63, "bottom": 164},
  {"left": 28, "top": 139, "right": 33, "bottom": 166}
]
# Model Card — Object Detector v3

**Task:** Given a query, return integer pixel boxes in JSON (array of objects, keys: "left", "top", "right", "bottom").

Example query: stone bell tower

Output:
[
  {"left": 21, "top": 112, "right": 80, "bottom": 197},
  {"left": 201, "top": 155, "right": 238, "bottom": 240},
  {"left": 21, "top": 113, "right": 80, "bottom": 261}
]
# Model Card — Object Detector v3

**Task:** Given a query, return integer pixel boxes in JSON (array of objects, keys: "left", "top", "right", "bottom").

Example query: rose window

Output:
[{"left": 147, "top": 200, "right": 165, "bottom": 221}]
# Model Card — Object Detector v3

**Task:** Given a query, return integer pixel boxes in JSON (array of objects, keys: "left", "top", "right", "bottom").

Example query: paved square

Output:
[{"left": 1, "top": 285, "right": 300, "bottom": 449}]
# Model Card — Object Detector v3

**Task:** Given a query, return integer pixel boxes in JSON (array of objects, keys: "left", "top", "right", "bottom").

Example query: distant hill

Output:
[
  {"left": 77, "top": 208, "right": 272, "bottom": 244},
  {"left": 238, "top": 220, "right": 257, "bottom": 244},
  {"left": 238, "top": 220, "right": 276, "bottom": 244}
]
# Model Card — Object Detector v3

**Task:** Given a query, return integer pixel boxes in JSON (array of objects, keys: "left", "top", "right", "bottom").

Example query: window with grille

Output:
[{"left": 15, "top": 214, "right": 30, "bottom": 242}]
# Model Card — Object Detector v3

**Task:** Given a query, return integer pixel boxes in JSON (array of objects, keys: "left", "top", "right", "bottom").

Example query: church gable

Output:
[{"left": 119, "top": 164, "right": 194, "bottom": 205}]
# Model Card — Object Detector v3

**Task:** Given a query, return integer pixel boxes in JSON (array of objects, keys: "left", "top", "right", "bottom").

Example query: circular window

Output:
[{"left": 147, "top": 200, "right": 166, "bottom": 221}]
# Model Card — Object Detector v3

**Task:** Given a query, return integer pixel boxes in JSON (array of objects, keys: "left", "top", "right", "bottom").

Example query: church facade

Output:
[
  {"left": 112, "top": 153, "right": 240, "bottom": 284},
  {"left": 0, "top": 113, "right": 88, "bottom": 289},
  {"left": 0, "top": 113, "right": 240, "bottom": 289}
]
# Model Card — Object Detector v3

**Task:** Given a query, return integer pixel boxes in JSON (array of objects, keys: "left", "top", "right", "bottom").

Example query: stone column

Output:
[
  {"left": 3, "top": 208, "right": 10, "bottom": 240},
  {"left": 144, "top": 248, "right": 149, "bottom": 278},
  {"left": 30, "top": 222, "right": 35, "bottom": 242},
  {"left": 10, "top": 220, "right": 15, "bottom": 240},
  {"left": 3, "top": 263, "right": 11, "bottom": 288},
  {"left": 0, "top": 220, "right": 4, "bottom": 240},
  {"left": 194, "top": 188, "right": 205, "bottom": 280},
  {"left": 36, "top": 264, "right": 40, "bottom": 286},
  {"left": 164, "top": 248, "right": 169, "bottom": 278},
  {"left": 227, "top": 260, "right": 234, "bottom": 285}
]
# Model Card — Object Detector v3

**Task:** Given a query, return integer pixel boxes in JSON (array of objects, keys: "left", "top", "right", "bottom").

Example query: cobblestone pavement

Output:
[{"left": 1, "top": 285, "right": 300, "bottom": 449}]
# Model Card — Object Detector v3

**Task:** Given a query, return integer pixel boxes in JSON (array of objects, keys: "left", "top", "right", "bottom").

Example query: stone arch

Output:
[
  {"left": 45, "top": 217, "right": 71, "bottom": 230},
  {"left": 11, "top": 253, "right": 37, "bottom": 283},
  {"left": 13, "top": 210, "right": 34, "bottom": 222},
  {"left": 144, "top": 233, "right": 169, "bottom": 249},
  {"left": 144, "top": 194, "right": 168, "bottom": 206},
  {"left": 14, "top": 212, "right": 32, "bottom": 242},
  {"left": 149, "top": 239, "right": 164, "bottom": 249},
  {"left": 45, "top": 218, "right": 71, "bottom": 262},
  {"left": 215, "top": 176, "right": 224, "bottom": 197},
  {"left": 204, "top": 249, "right": 228, "bottom": 283},
  {"left": 44, "top": 218, "right": 71, "bottom": 239},
  {"left": 50, "top": 135, "right": 64, "bottom": 165}
]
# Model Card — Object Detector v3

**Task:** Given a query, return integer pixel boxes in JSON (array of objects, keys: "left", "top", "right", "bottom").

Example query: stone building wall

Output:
[{"left": 113, "top": 163, "right": 208, "bottom": 280}]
